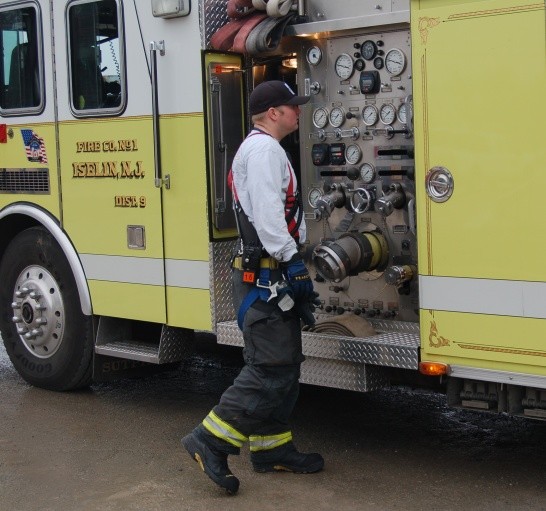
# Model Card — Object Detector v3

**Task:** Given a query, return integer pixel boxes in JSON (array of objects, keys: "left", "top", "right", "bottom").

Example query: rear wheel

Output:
[{"left": 0, "top": 227, "right": 93, "bottom": 390}]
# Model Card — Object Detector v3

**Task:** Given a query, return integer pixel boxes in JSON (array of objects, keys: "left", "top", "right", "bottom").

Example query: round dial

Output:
[
  {"left": 360, "top": 163, "right": 376, "bottom": 184},
  {"left": 345, "top": 144, "right": 362, "bottom": 165},
  {"left": 329, "top": 107, "right": 345, "bottom": 128},
  {"left": 397, "top": 103, "right": 407, "bottom": 124},
  {"left": 312, "top": 107, "right": 329, "bottom": 128},
  {"left": 307, "top": 46, "right": 322, "bottom": 66},
  {"left": 385, "top": 48, "right": 406, "bottom": 76},
  {"left": 361, "top": 40, "right": 377, "bottom": 61},
  {"left": 362, "top": 104, "right": 378, "bottom": 126},
  {"left": 373, "top": 57, "right": 384, "bottom": 70},
  {"left": 380, "top": 103, "right": 396, "bottom": 125},
  {"left": 354, "top": 59, "right": 365, "bottom": 71},
  {"left": 308, "top": 187, "right": 323, "bottom": 208},
  {"left": 334, "top": 53, "right": 354, "bottom": 80}
]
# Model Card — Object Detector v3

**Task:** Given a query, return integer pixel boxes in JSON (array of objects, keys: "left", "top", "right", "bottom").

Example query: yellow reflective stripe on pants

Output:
[
  {"left": 202, "top": 410, "right": 248, "bottom": 448},
  {"left": 249, "top": 431, "right": 292, "bottom": 452}
]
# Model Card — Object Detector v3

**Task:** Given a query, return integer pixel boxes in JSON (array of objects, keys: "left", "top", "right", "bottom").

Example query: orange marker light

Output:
[{"left": 419, "top": 361, "right": 448, "bottom": 376}]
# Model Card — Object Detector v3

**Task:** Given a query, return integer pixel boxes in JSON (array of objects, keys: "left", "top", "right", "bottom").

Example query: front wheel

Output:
[{"left": 0, "top": 227, "right": 93, "bottom": 390}]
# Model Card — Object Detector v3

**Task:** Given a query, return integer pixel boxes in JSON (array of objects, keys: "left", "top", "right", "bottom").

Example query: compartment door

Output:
[
  {"left": 203, "top": 51, "right": 245, "bottom": 240},
  {"left": 411, "top": 0, "right": 546, "bottom": 374}
]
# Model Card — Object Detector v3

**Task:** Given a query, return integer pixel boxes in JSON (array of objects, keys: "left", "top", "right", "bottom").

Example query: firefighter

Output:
[{"left": 182, "top": 80, "right": 324, "bottom": 494}]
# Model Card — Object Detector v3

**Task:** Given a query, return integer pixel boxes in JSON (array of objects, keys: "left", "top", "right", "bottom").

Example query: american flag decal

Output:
[{"left": 21, "top": 129, "right": 48, "bottom": 164}]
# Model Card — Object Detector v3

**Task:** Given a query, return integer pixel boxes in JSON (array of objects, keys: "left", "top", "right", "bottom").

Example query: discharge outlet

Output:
[{"left": 312, "top": 231, "right": 389, "bottom": 282}]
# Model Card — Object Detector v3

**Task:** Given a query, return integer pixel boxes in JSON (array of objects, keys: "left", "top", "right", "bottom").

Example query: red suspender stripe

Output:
[{"left": 285, "top": 162, "right": 299, "bottom": 240}]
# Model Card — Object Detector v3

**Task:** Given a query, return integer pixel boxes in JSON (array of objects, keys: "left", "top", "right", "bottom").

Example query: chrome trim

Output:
[
  {"left": 449, "top": 365, "right": 546, "bottom": 390},
  {"left": 0, "top": 204, "right": 92, "bottom": 315},
  {"left": 150, "top": 39, "right": 165, "bottom": 188}
]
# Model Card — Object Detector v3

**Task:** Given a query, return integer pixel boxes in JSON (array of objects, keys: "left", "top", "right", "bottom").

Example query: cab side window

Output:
[
  {"left": 0, "top": 4, "right": 43, "bottom": 115},
  {"left": 67, "top": 0, "right": 125, "bottom": 116}
]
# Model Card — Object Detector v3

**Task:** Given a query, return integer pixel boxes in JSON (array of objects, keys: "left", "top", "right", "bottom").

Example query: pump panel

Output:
[{"left": 298, "top": 29, "right": 417, "bottom": 323}]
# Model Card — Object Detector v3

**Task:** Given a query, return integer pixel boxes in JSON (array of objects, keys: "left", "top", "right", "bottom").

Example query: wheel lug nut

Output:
[
  {"left": 12, "top": 316, "right": 23, "bottom": 323},
  {"left": 24, "top": 332, "right": 36, "bottom": 340},
  {"left": 30, "top": 328, "right": 43, "bottom": 337},
  {"left": 36, "top": 318, "right": 48, "bottom": 325},
  {"left": 11, "top": 301, "right": 22, "bottom": 309},
  {"left": 29, "top": 291, "right": 42, "bottom": 300},
  {"left": 17, "top": 326, "right": 29, "bottom": 334},
  {"left": 16, "top": 287, "right": 30, "bottom": 298}
]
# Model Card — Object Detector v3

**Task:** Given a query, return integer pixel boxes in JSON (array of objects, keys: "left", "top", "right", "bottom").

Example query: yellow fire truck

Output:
[{"left": 1, "top": 0, "right": 544, "bottom": 418}]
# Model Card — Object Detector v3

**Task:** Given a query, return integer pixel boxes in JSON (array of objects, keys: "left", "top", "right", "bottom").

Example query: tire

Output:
[{"left": 0, "top": 227, "right": 93, "bottom": 390}]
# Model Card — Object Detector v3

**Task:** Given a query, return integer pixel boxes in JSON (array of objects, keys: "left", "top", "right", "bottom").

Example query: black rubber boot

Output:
[
  {"left": 251, "top": 442, "right": 324, "bottom": 474},
  {"left": 181, "top": 427, "right": 240, "bottom": 495}
]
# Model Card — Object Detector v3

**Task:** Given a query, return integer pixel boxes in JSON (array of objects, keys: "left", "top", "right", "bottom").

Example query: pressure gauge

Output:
[
  {"left": 362, "top": 104, "right": 378, "bottom": 126},
  {"left": 307, "top": 46, "right": 322, "bottom": 66},
  {"left": 329, "top": 107, "right": 345, "bottom": 128},
  {"left": 308, "top": 187, "right": 323, "bottom": 208},
  {"left": 354, "top": 59, "right": 365, "bottom": 71},
  {"left": 380, "top": 103, "right": 396, "bottom": 125},
  {"left": 373, "top": 57, "right": 384, "bottom": 70},
  {"left": 335, "top": 53, "right": 354, "bottom": 80},
  {"left": 312, "top": 107, "right": 329, "bottom": 128},
  {"left": 345, "top": 144, "right": 362, "bottom": 165},
  {"left": 397, "top": 103, "right": 407, "bottom": 124},
  {"left": 361, "top": 40, "right": 377, "bottom": 61},
  {"left": 359, "top": 163, "right": 376, "bottom": 184},
  {"left": 385, "top": 48, "right": 406, "bottom": 76}
]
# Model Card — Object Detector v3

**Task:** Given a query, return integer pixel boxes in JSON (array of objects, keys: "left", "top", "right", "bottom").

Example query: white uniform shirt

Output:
[{"left": 231, "top": 130, "right": 306, "bottom": 263}]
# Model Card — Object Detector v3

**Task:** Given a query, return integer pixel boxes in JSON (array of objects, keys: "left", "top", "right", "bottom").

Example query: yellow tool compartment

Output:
[{"left": 411, "top": 0, "right": 546, "bottom": 378}]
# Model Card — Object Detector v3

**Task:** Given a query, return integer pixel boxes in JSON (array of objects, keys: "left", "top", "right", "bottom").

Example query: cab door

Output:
[
  {"left": 412, "top": 0, "right": 546, "bottom": 375},
  {"left": 52, "top": 0, "right": 166, "bottom": 323},
  {"left": 0, "top": 0, "right": 59, "bottom": 218}
]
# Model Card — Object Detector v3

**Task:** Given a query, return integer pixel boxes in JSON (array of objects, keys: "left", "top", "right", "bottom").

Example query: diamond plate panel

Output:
[
  {"left": 209, "top": 241, "right": 238, "bottom": 325},
  {"left": 158, "top": 325, "right": 196, "bottom": 363},
  {"left": 300, "top": 358, "right": 389, "bottom": 392},
  {"left": 216, "top": 320, "right": 420, "bottom": 370},
  {"left": 200, "top": 0, "right": 230, "bottom": 49}
]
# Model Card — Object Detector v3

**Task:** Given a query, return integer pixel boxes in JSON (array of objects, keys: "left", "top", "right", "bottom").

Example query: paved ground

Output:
[{"left": 1, "top": 338, "right": 545, "bottom": 511}]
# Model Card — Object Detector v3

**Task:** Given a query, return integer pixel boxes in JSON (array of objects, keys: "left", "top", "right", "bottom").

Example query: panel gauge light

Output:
[
  {"left": 385, "top": 48, "right": 406, "bottom": 76},
  {"left": 345, "top": 144, "right": 362, "bottom": 165},
  {"left": 362, "top": 104, "right": 378, "bottom": 126},
  {"left": 312, "top": 107, "right": 329, "bottom": 128},
  {"left": 359, "top": 163, "right": 376, "bottom": 184},
  {"left": 329, "top": 107, "right": 345, "bottom": 128},
  {"left": 334, "top": 53, "right": 354, "bottom": 80},
  {"left": 380, "top": 103, "right": 396, "bottom": 125},
  {"left": 307, "top": 46, "right": 322, "bottom": 66}
]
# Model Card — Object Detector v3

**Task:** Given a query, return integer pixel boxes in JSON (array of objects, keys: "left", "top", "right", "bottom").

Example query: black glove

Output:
[
  {"left": 295, "top": 291, "right": 321, "bottom": 326},
  {"left": 281, "top": 253, "right": 314, "bottom": 302}
]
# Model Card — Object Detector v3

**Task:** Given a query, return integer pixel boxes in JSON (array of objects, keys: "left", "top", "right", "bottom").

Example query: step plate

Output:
[
  {"left": 216, "top": 320, "right": 420, "bottom": 392},
  {"left": 95, "top": 341, "right": 160, "bottom": 364}
]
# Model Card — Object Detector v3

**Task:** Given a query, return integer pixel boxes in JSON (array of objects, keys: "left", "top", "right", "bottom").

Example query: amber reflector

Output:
[{"left": 419, "top": 362, "right": 448, "bottom": 376}]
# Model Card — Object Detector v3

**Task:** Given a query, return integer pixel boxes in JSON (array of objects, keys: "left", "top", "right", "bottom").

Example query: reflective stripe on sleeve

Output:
[
  {"left": 249, "top": 431, "right": 292, "bottom": 452},
  {"left": 202, "top": 410, "right": 248, "bottom": 448}
]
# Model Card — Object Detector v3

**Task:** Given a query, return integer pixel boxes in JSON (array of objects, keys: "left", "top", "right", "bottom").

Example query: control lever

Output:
[{"left": 372, "top": 126, "right": 410, "bottom": 139}]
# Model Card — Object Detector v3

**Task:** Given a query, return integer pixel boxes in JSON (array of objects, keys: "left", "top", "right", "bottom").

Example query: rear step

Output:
[{"left": 95, "top": 317, "right": 194, "bottom": 364}]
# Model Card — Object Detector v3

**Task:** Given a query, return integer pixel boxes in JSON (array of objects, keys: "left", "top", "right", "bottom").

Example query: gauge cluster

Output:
[{"left": 298, "top": 28, "right": 417, "bottom": 322}]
